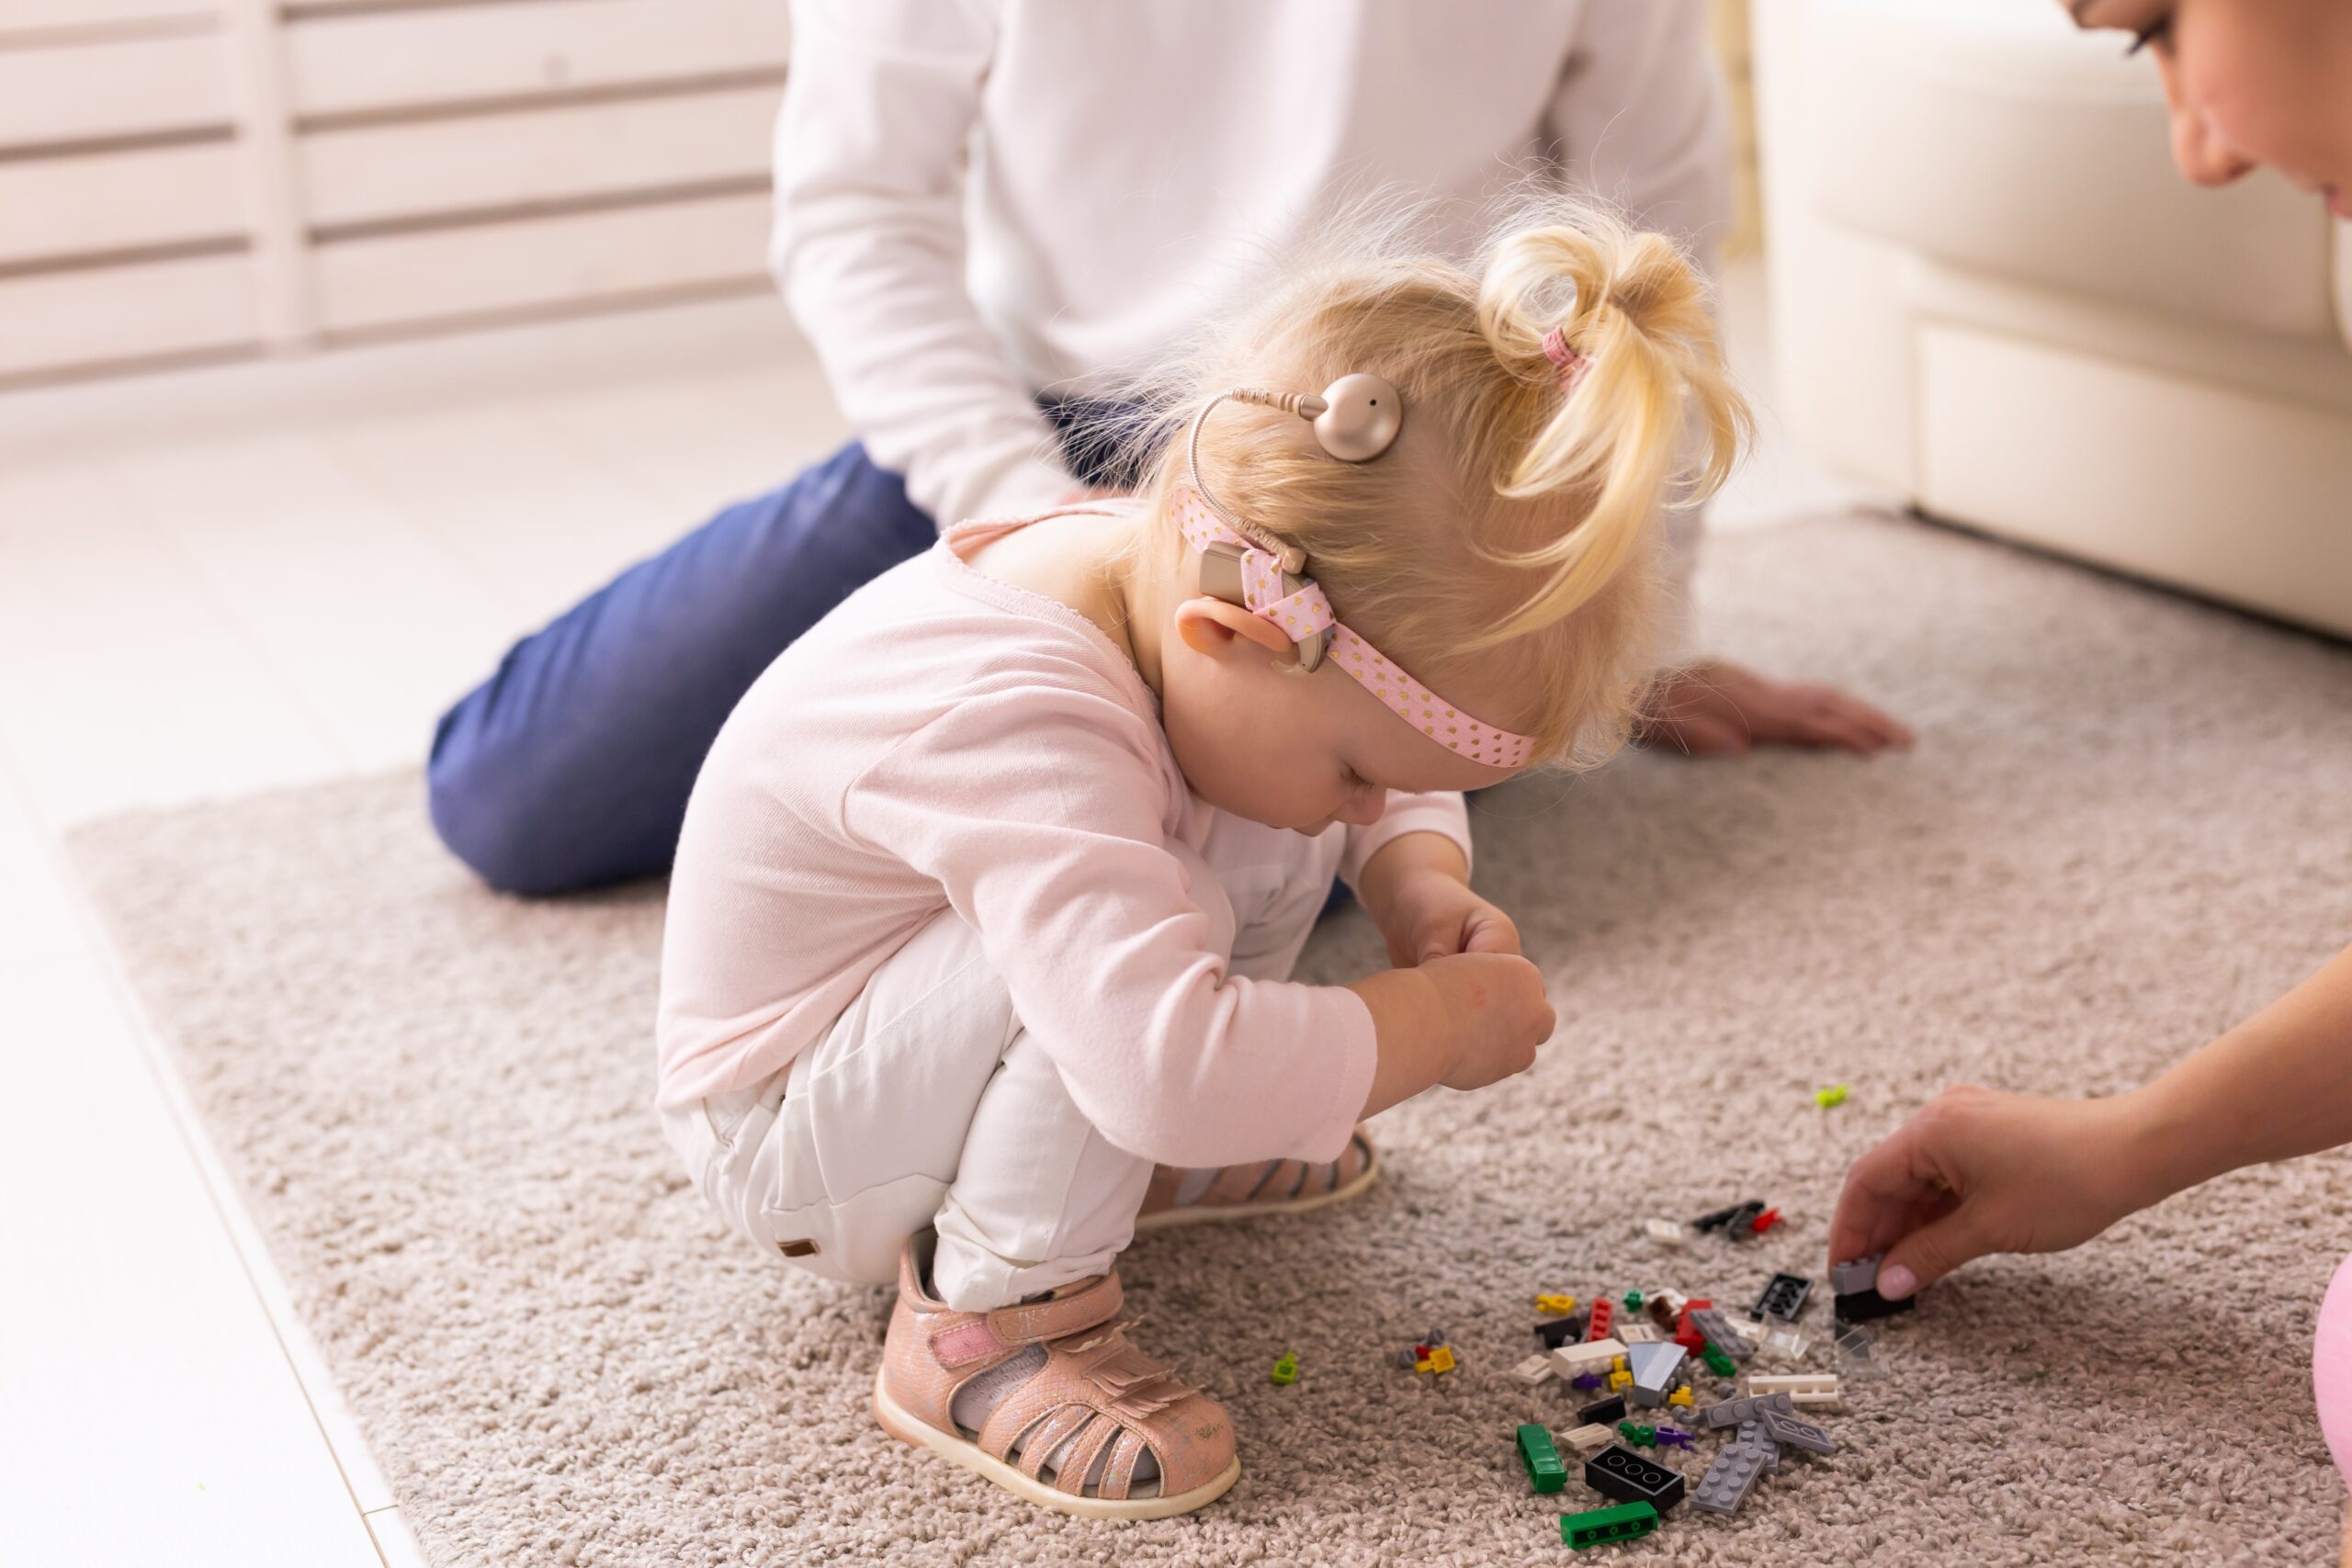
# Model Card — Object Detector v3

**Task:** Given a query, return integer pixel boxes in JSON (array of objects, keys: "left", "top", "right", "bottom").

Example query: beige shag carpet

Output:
[{"left": 73, "top": 512, "right": 2352, "bottom": 1566}]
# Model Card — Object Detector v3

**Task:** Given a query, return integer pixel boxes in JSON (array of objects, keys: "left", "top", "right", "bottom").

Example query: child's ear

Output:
[{"left": 1174, "top": 596, "right": 1296, "bottom": 660}]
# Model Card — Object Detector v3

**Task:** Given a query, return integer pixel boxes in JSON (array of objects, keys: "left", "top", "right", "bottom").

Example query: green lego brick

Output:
[
  {"left": 1622, "top": 1289, "right": 1644, "bottom": 1310},
  {"left": 1561, "top": 1501, "right": 1659, "bottom": 1549},
  {"left": 1270, "top": 1352, "right": 1298, "bottom": 1385},
  {"left": 1614, "top": 1420, "right": 1657, "bottom": 1448},
  {"left": 1702, "top": 1341, "right": 1736, "bottom": 1378},
  {"left": 1516, "top": 1423, "right": 1567, "bottom": 1493}
]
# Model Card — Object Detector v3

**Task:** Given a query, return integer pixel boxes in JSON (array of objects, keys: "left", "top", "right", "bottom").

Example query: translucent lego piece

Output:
[{"left": 1833, "top": 1321, "right": 1888, "bottom": 1380}]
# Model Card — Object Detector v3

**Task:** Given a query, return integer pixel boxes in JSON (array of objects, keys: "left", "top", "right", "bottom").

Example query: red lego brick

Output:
[
  {"left": 1750, "top": 1208, "right": 1783, "bottom": 1235},
  {"left": 1586, "top": 1300, "right": 1616, "bottom": 1341}
]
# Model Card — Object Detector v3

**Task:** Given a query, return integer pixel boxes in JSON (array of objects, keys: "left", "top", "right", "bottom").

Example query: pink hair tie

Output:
[{"left": 1541, "top": 325, "right": 1589, "bottom": 389}]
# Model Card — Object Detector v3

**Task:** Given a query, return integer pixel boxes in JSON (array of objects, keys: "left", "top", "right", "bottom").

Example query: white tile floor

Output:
[{"left": 0, "top": 258, "right": 1878, "bottom": 1564}]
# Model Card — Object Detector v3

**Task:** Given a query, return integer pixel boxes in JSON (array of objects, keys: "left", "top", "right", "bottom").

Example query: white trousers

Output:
[{"left": 662, "top": 810, "right": 1344, "bottom": 1311}]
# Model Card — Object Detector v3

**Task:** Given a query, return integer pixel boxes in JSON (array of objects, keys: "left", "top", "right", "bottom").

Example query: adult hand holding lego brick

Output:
[
  {"left": 1825, "top": 1086, "right": 2148, "bottom": 1301},
  {"left": 1830, "top": 943, "right": 2352, "bottom": 1301}
]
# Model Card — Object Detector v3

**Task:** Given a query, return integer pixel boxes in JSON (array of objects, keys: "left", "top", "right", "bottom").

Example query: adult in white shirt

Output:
[{"left": 425, "top": 0, "right": 1909, "bottom": 895}]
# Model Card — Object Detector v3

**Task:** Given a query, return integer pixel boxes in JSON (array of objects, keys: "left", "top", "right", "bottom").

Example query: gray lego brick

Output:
[
  {"left": 1758, "top": 1404, "right": 1838, "bottom": 1457},
  {"left": 1625, "top": 1340, "right": 1688, "bottom": 1406},
  {"left": 1699, "top": 1392, "right": 1794, "bottom": 1430},
  {"left": 1689, "top": 1440, "right": 1769, "bottom": 1517},
  {"left": 1735, "top": 1423, "right": 1780, "bottom": 1473},
  {"left": 1686, "top": 1307, "right": 1754, "bottom": 1359},
  {"left": 1828, "top": 1256, "right": 1881, "bottom": 1296}
]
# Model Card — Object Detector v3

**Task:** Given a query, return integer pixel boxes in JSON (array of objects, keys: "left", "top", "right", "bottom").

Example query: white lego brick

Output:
[
  {"left": 1643, "top": 1218, "right": 1688, "bottom": 1248},
  {"left": 1747, "top": 1372, "right": 1840, "bottom": 1407},
  {"left": 1549, "top": 1337, "right": 1628, "bottom": 1378},
  {"left": 1618, "top": 1322, "right": 1663, "bottom": 1344},
  {"left": 1561, "top": 1423, "right": 1615, "bottom": 1455},
  {"left": 1510, "top": 1353, "right": 1557, "bottom": 1385}
]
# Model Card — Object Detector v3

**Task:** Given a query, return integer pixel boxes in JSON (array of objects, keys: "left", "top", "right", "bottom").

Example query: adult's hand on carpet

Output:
[
  {"left": 1636, "top": 658, "right": 1913, "bottom": 758},
  {"left": 1826, "top": 1086, "right": 2147, "bottom": 1302}
]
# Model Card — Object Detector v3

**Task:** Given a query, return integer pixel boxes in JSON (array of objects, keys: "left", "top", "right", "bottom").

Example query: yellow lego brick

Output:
[
  {"left": 1425, "top": 1346, "right": 1457, "bottom": 1374},
  {"left": 1668, "top": 1387, "right": 1694, "bottom": 1409},
  {"left": 1608, "top": 1370, "right": 1632, "bottom": 1393},
  {"left": 1536, "top": 1294, "right": 1577, "bottom": 1315}
]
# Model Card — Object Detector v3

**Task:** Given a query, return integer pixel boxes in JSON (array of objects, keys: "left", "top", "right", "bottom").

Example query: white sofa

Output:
[{"left": 1752, "top": 0, "right": 2352, "bottom": 637}]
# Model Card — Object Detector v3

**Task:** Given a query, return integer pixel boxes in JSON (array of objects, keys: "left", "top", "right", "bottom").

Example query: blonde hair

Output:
[{"left": 1127, "top": 193, "right": 1749, "bottom": 767}]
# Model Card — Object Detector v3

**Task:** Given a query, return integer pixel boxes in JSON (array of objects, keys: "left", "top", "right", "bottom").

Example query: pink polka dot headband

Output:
[{"left": 1171, "top": 485, "right": 1536, "bottom": 771}]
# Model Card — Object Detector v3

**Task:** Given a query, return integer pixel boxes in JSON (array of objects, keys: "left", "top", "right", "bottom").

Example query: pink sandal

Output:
[
  {"left": 872, "top": 1237, "right": 1241, "bottom": 1518},
  {"left": 1133, "top": 1126, "right": 1379, "bottom": 1232}
]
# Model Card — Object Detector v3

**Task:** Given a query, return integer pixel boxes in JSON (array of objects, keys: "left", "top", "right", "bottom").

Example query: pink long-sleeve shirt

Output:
[{"left": 654, "top": 508, "right": 1472, "bottom": 1168}]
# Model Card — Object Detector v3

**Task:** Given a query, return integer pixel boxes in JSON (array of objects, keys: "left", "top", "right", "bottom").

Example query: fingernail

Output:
[{"left": 1876, "top": 1263, "right": 1919, "bottom": 1300}]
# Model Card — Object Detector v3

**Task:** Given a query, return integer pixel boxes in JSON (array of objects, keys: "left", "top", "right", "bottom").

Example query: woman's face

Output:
[{"left": 2068, "top": 0, "right": 2352, "bottom": 217}]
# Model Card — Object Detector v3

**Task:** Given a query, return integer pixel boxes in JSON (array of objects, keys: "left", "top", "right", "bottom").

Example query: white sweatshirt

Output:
[{"left": 772, "top": 0, "right": 1732, "bottom": 557}]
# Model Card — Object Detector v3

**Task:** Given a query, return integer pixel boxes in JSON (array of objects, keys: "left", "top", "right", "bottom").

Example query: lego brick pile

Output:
[{"left": 1378, "top": 1203, "right": 1909, "bottom": 1551}]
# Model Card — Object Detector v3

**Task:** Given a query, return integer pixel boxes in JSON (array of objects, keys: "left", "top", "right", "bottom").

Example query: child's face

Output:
[{"left": 1157, "top": 597, "right": 1530, "bottom": 834}]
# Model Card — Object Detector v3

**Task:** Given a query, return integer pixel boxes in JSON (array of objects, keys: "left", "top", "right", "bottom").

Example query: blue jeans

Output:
[{"left": 429, "top": 404, "right": 1145, "bottom": 893}]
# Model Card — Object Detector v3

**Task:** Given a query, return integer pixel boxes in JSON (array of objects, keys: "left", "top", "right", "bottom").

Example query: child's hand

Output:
[
  {"left": 1380, "top": 866, "right": 1521, "bottom": 966},
  {"left": 1351, "top": 949, "right": 1555, "bottom": 1114},
  {"left": 1350, "top": 831, "right": 1553, "bottom": 1114},
  {"left": 1421, "top": 952, "right": 1555, "bottom": 1091},
  {"left": 1826, "top": 1086, "right": 2152, "bottom": 1301}
]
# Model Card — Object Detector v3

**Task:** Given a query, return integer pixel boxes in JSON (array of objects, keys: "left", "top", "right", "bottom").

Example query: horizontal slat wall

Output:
[
  {"left": 300, "top": 85, "right": 776, "bottom": 231},
  {"left": 0, "top": 0, "right": 786, "bottom": 387},
  {"left": 0, "top": 143, "right": 247, "bottom": 265},
  {"left": 0, "top": 254, "right": 258, "bottom": 378},
  {"left": 0, "top": 31, "right": 234, "bottom": 147},
  {"left": 311, "top": 191, "right": 771, "bottom": 334},
  {"left": 0, "top": 1, "right": 216, "bottom": 38},
  {"left": 286, "top": 0, "right": 788, "bottom": 118}
]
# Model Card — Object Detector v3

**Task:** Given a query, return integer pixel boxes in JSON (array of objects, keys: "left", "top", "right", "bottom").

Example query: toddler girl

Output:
[{"left": 656, "top": 198, "right": 1747, "bottom": 1518}]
